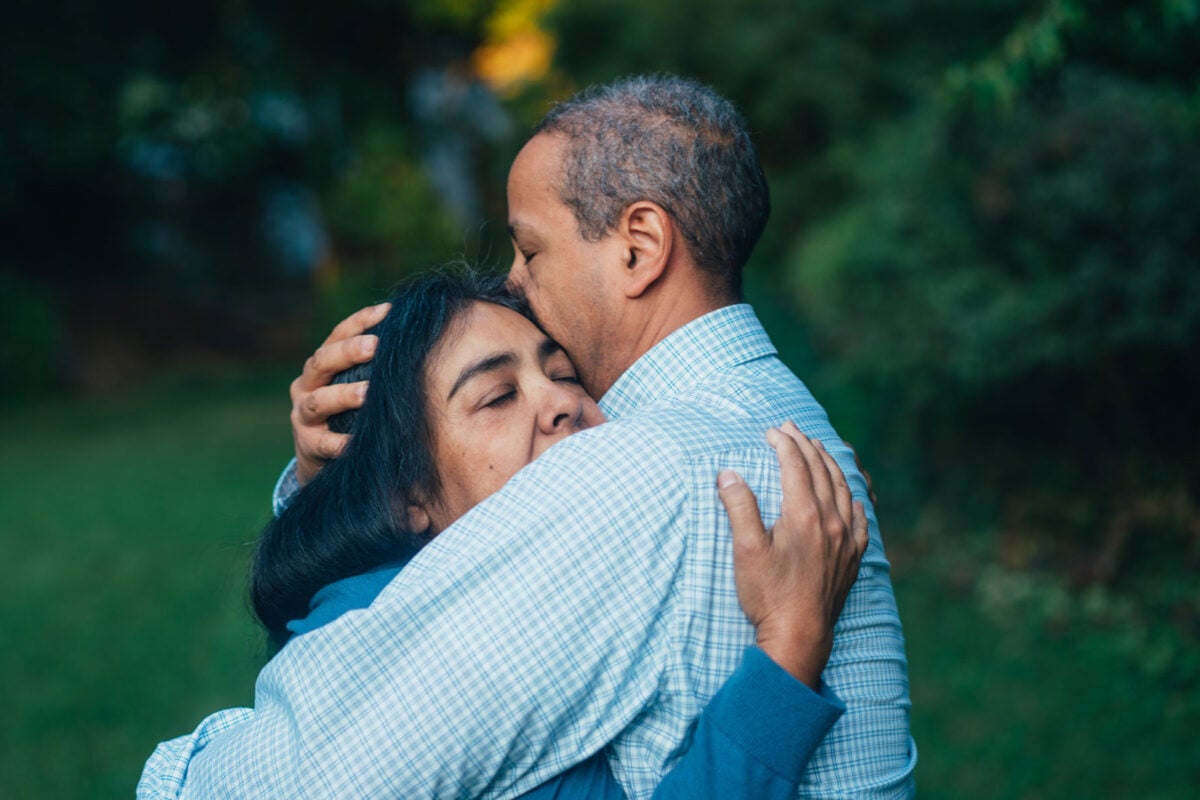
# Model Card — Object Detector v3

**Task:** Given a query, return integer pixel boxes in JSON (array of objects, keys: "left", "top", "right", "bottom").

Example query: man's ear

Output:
[{"left": 618, "top": 201, "right": 673, "bottom": 299}]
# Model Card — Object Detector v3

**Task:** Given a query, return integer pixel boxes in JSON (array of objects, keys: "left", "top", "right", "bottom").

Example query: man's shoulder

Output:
[
  {"left": 527, "top": 359, "right": 806, "bottom": 480},
  {"left": 624, "top": 354, "right": 817, "bottom": 449}
]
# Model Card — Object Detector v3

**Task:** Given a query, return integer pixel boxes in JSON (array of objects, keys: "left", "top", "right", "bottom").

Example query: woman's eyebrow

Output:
[{"left": 447, "top": 352, "right": 516, "bottom": 400}]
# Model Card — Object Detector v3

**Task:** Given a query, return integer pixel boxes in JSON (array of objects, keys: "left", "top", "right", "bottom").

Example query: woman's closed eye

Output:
[{"left": 483, "top": 389, "right": 516, "bottom": 409}]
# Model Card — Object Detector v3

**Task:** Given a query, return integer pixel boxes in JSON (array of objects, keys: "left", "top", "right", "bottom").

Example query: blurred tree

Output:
[
  {"left": 787, "top": 0, "right": 1200, "bottom": 596},
  {"left": 1, "top": 0, "right": 512, "bottom": 390},
  {"left": 529, "top": 0, "right": 1200, "bottom": 631}
]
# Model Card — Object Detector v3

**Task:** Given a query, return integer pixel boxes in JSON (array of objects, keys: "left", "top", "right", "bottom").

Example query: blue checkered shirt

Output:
[{"left": 140, "top": 303, "right": 915, "bottom": 798}]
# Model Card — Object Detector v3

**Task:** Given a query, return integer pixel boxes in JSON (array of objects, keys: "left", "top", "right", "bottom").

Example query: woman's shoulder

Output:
[{"left": 287, "top": 561, "right": 407, "bottom": 638}]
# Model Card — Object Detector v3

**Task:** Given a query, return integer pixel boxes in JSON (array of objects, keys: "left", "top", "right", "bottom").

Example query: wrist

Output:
[
  {"left": 296, "top": 457, "right": 319, "bottom": 487},
  {"left": 756, "top": 627, "right": 832, "bottom": 690}
]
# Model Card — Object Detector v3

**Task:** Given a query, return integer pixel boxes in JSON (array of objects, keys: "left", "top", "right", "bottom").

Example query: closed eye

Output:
[{"left": 484, "top": 389, "right": 516, "bottom": 409}]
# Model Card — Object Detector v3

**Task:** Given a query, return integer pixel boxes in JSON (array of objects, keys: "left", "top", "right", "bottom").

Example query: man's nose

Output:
[{"left": 507, "top": 255, "right": 527, "bottom": 289}]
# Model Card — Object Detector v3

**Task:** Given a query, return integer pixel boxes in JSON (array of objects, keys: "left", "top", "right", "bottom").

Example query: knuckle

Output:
[
  {"left": 732, "top": 538, "right": 762, "bottom": 560},
  {"left": 795, "top": 505, "right": 819, "bottom": 527}
]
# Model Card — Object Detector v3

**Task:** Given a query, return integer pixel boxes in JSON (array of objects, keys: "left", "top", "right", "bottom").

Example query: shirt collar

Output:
[{"left": 598, "top": 303, "right": 777, "bottom": 419}]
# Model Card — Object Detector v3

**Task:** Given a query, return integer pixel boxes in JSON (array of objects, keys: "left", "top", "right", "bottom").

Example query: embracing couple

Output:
[{"left": 140, "top": 75, "right": 915, "bottom": 798}]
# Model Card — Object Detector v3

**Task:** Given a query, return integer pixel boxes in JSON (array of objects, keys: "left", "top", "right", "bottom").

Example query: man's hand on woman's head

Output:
[
  {"left": 290, "top": 302, "right": 390, "bottom": 485},
  {"left": 717, "top": 421, "right": 869, "bottom": 689}
]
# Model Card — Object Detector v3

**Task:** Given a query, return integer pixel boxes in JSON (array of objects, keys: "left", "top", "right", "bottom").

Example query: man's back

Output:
[{"left": 590, "top": 304, "right": 914, "bottom": 796}]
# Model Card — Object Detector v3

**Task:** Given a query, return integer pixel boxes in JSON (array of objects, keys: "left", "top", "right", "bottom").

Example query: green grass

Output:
[
  {"left": 894, "top": 550, "right": 1200, "bottom": 798},
  {"left": 0, "top": 372, "right": 288, "bottom": 798},
  {"left": 1, "top": 372, "right": 1196, "bottom": 797}
]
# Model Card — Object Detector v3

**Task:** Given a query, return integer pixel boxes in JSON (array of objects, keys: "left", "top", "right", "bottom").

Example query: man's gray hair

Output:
[{"left": 532, "top": 75, "right": 770, "bottom": 298}]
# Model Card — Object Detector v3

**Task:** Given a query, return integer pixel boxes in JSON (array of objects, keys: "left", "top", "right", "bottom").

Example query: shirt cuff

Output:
[
  {"left": 272, "top": 458, "right": 301, "bottom": 516},
  {"left": 705, "top": 646, "right": 846, "bottom": 783}
]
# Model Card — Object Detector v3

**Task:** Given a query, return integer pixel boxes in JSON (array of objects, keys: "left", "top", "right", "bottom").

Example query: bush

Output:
[
  {"left": 788, "top": 61, "right": 1200, "bottom": 586},
  {"left": 0, "top": 270, "right": 63, "bottom": 396}
]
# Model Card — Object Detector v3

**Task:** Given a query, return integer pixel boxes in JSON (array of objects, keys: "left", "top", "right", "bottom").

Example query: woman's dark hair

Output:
[{"left": 251, "top": 269, "right": 528, "bottom": 650}]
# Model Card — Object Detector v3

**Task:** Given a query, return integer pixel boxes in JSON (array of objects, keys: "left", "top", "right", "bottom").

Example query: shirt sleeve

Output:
[
  {"left": 137, "top": 707, "right": 255, "bottom": 799},
  {"left": 140, "top": 647, "right": 844, "bottom": 800},
  {"left": 271, "top": 458, "right": 301, "bottom": 516},
  {"left": 802, "top": 442, "right": 917, "bottom": 799},
  {"left": 182, "top": 423, "right": 694, "bottom": 798}
]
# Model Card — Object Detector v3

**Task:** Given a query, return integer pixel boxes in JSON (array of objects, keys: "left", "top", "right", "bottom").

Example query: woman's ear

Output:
[
  {"left": 406, "top": 504, "right": 432, "bottom": 535},
  {"left": 619, "top": 201, "right": 673, "bottom": 299},
  {"left": 402, "top": 491, "right": 435, "bottom": 537}
]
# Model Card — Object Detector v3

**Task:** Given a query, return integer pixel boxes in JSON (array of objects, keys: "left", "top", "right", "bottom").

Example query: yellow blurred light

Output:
[{"left": 472, "top": 0, "right": 558, "bottom": 96}]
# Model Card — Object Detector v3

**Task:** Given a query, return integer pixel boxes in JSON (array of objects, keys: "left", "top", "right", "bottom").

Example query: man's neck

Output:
[{"left": 585, "top": 291, "right": 734, "bottom": 398}]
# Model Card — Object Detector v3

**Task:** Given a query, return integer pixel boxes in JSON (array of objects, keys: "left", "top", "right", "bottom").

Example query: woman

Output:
[{"left": 139, "top": 269, "right": 866, "bottom": 799}]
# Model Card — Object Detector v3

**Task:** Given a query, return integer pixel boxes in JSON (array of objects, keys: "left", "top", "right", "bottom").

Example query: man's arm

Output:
[
  {"left": 186, "top": 424, "right": 696, "bottom": 798},
  {"left": 157, "top": 428, "right": 862, "bottom": 799},
  {"left": 138, "top": 708, "right": 254, "bottom": 798}
]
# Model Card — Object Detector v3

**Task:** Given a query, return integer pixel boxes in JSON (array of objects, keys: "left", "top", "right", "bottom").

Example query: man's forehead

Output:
[
  {"left": 506, "top": 133, "right": 572, "bottom": 237},
  {"left": 509, "top": 133, "right": 565, "bottom": 189}
]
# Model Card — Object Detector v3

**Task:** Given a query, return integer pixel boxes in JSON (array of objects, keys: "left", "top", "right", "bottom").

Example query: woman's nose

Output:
[{"left": 538, "top": 381, "right": 583, "bottom": 434}]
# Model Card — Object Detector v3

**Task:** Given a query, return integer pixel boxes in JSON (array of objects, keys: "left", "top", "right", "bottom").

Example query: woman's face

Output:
[{"left": 417, "top": 301, "right": 605, "bottom": 533}]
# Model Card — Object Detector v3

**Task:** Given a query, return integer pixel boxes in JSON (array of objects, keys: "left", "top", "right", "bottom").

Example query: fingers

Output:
[
  {"left": 294, "top": 302, "right": 389, "bottom": 394},
  {"left": 774, "top": 422, "right": 837, "bottom": 527},
  {"left": 295, "top": 430, "right": 351, "bottom": 485},
  {"left": 718, "top": 469, "right": 774, "bottom": 630},
  {"left": 845, "top": 439, "right": 879, "bottom": 508},
  {"left": 792, "top": 425, "right": 835, "bottom": 510},
  {"left": 777, "top": 423, "right": 853, "bottom": 532},
  {"left": 851, "top": 500, "right": 869, "bottom": 558},
  {"left": 718, "top": 470, "right": 769, "bottom": 563},
  {"left": 767, "top": 426, "right": 814, "bottom": 530},
  {"left": 815, "top": 441, "right": 853, "bottom": 533},
  {"left": 323, "top": 302, "right": 391, "bottom": 347},
  {"left": 294, "top": 381, "right": 368, "bottom": 428},
  {"left": 295, "top": 335, "right": 379, "bottom": 394},
  {"left": 311, "top": 430, "right": 351, "bottom": 463}
]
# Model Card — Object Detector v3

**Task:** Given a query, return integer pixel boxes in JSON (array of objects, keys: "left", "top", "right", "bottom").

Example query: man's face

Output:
[{"left": 506, "top": 133, "right": 622, "bottom": 397}]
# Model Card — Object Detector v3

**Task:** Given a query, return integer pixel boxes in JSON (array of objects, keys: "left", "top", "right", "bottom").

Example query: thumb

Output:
[{"left": 718, "top": 470, "right": 768, "bottom": 560}]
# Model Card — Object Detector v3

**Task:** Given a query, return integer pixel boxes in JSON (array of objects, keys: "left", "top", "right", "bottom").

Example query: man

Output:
[{"left": 167, "top": 75, "right": 915, "bottom": 797}]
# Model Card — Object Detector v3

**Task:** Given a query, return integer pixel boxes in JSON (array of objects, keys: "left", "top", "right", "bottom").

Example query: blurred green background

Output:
[{"left": 2, "top": 0, "right": 1198, "bottom": 796}]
